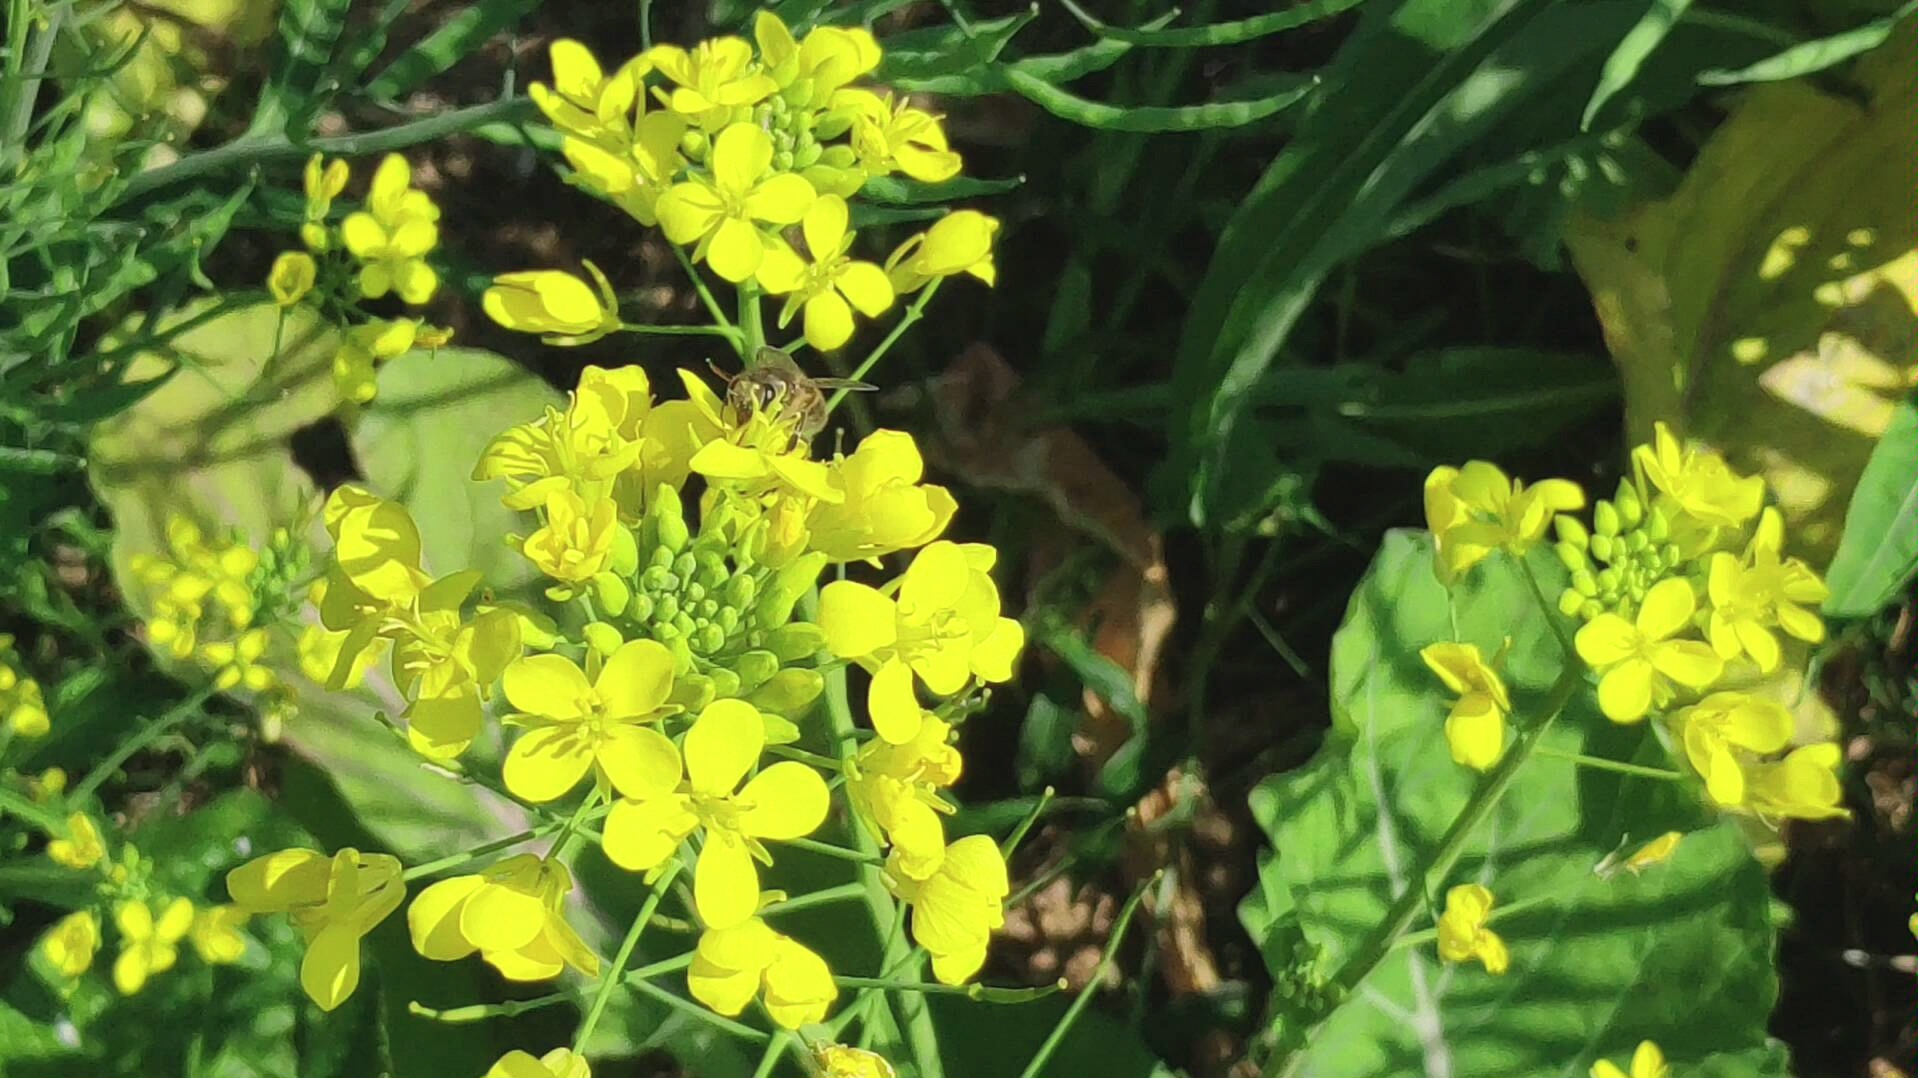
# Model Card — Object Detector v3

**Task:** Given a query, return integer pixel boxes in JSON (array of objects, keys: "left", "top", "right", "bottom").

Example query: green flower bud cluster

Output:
[
  {"left": 250, "top": 523, "right": 316, "bottom": 625},
  {"left": 585, "top": 487, "right": 825, "bottom": 721},
  {"left": 1554, "top": 478, "right": 1686, "bottom": 622}
]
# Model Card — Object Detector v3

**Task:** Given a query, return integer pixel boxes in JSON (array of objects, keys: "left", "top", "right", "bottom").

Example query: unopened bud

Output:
[
  {"left": 592, "top": 572, "right": 632, "bottom": 616},
  {"left": 765, "top": 622, "right": 826, "bottom": 662},
  {"left": 584, "top": 621, "right": 624, "bottom": 656},
  {"left": 751, "top": 668, "right": 824, "bottom": 714},
  {"left": 1555, "top": 515, "right": 1590, "bottom": 548},
  {"left": 1594, "top": 501, "right": 1620, "bottom": 538}
]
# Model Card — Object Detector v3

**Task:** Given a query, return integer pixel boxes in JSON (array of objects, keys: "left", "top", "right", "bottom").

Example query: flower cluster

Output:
[
  {"left": 487, "top": 16, "right": 999, "bottom": 353},
  {"left": 1, "top": 634, "right": 49, "bottom": 739},
  {"left": 1424, "top": 424, "right": 1843, "bottom": 824},
  {"left": 267, "top": 154, "right": 454, "bottom": 404}
]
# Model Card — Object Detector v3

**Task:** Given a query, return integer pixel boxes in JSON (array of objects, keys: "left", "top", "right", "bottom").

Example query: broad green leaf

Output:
[
  {"left": 1698, "top": 0, "right": 1918, "bottom": 84},
  {"left": 364, "top": 0, "right": 545, "bottom": 102},
  {"left": 352, "top": 347, "right": 563, "bottom": 591},
  {"left": 1567, "top": 25, "right": 1918, "bottom": 563},
  {"left": 1583, "top": 0, "right": 1696, "bottom": 129},
  {"left": 1245, "top": 532, "right": 1786, "bottom": 1077},
  {"left": 1823, "top": 402, "right": 1918, "bottom": 616}
]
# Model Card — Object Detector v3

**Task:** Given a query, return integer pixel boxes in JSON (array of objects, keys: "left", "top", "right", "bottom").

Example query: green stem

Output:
[
  {"left": 401, "top": 822, "right": 564, "bottom": 881},
  {"left": 619, "top": 321, "right": 744, "bottom": 340},
  {"left": 0, "top": 785, "right": 65, "bottom": 833},
  {"left": 1516, "top": 557, "right": 1577, "bottom": 659},
  {"left": 762, "top": 881, "right": 867, "bottom": 917},
  {"left": 751, "top": 1031, "right": 793, "bottom": 1078},
  {"left": 766, "top": 745, "right": 846, "bottom": 771},
  {"left": 628, "top": 975, "right": 771, "bottom": 1042},
  {"left": 553, "top": 791, "right": 606, "bottom": 864},
  {"left": 113, "top": 97, "right": 538, "bottom": 207},
  {"left": 575, "top": 858, "right": 683, "bottom": 1051},
  {"left": 776, "top": 835, "right": 887, "bottom": 866},
  {"left": 411, "top": 991, "right": 572, "bottom": 1023},
  {"left": 1533, "top": 746, "right": 1685, "bottom": 781},
  {"left": 1001, "top": 786, "right": 1056, "bottom": 857},
  {"left": 625, "top": 952, "right": 695, "bottom": 983},
  {"left": 1016, "top": 875, "right": 1158, "bottom": 1078},
  {"left": 827, "top": 280, "right": 940, "bottom": 412},
  {"left": 73, "top": 685, "right": 219, "bottom": 800},
  {"left": 739, "top": 281, "right": 766, "bottom": 354},
  {"left": 671, "top": 245, "right": 739, "bottom": 350}
]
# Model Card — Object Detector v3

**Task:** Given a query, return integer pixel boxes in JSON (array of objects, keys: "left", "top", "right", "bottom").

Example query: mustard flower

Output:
[
  {"left": 818, "top": 541, "right": 1025, "bottom": 744},
  {"left": 1574, "top": 577, "right": 1723, "bottom": 723},
  {"left": 520, "top": 490, "right": 620, "bottom": 584},
  {"left": 483, "top": 263, "right": 622, "bottom": 346},
  {"left": 1, "top": 636, "right": 49, "bottom": 737},
  {"left": 1592, "top": 1041, "right": 1668, "bottom": 1078},
  {"left": 202, "top": 628, "right": 274, "bottom": 693},
  {"left": 27, "top": 767, "right": 65, "bottom": 801},
  {"left": 886, "top": 210, "right": 999, "bottom": 294},
  {"left": 602, "top": 699, "right": 829, "bottom": 928},
  {"left": 647, "top": 37, "right": 777, "bottom": 131},
  {"left": 655, "top": 123, "right": 816, "bottom": 283},
  {"left": 342, "top": 154, "right": 440, "bottom": 304},
  {"left": 753, "top": 12, "right": 880, "bottom": 105},
  {"left": 1419, "top": 642, "right": 1510, "bottom": 772},
  {"left": 268, "top": 251, "right": 317, "bottom": 307},
  {"left": 849, "top": 714, "right": 962, "bottom": 881},
  {"left": 530, "top": 39, "right": 648, "bottom": 146},
  {"left": 189, "top": 904, "right": 249, "bottom": 965},
  {"left": 1634, "top": 422, "right": 1763, "bottom": 530},
  {"left": 476, "top": 365, "right": 660, "bottom": 510},
  {"left": 889, "top": 834, "right": 1008, "bottom": 985},
  {"left": 814, "top": 1045, "right": 896, "bottom": 1078},
  {"left": 332, "top": 318, "right": 423, "bottom": 404},
  {"left": 1676, "top": 692, "right": 1792, "bottom": 807},
  {"left": 758, "top": 194, "right": 895, "bottom": 350},
  {"left": 41, "top": 909, "right": 100, "bottom": 978},
  {"left": 301, "top": 154, "right": 349, "bottom": 251},
  {"left": 1424, "top": 461, "right": 1585, "bottom": 581},
  {"left": 114, "top": 899, "right": 193, "bottom": 995},
  {"left": 806, "top": 429, "right": 957, "bottom": 563},
  {"left": 836, "top": 89, "right": 962, "bottom": 183},
  {"left": 680, "top": 370, "right": 840, "bottom": 502},
  {"left": 500, "top": 640, "right": 682, "bottom": 803},
  {"left": 486, "top": 1048, "right": 592, "bottom": 1078},
  {"left": 408, "top": 854, "right": 599, "bottom": 981},
  {"left": 1706, "top": 508, "right": 1828, "bottom": 672},
  {"left": 687, "top": 916, "right": 838, "bottom": 1028},
  {"left": 1745, "top": 743, "right": 1846, "bottom": 821},
  {"left": 1436, "top": 884, "right": 1508, "bottom": 975},
  {"left": 563, "top": 113, "right": 689, "bottom": 227},
  {"left": 48, "top": 813, "right": 105, "bottom": 870},
  {"left": 226, "top": 847, "right": 405, "bottom": 1010}
]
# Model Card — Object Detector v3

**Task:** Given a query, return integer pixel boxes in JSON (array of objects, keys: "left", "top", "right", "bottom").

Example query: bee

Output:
[{"left": 724, "top": 347, "right": 873, "bottom": 445}]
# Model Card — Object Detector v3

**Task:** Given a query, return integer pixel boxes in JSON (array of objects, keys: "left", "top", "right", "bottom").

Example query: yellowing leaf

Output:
[{"left": 1567, "top": 24, "right": 1918, "bottom": 563}]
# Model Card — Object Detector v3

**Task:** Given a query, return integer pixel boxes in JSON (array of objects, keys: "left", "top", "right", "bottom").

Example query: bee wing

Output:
[{"left": 809, "top": 378, "right": 877, "bottom": 391}]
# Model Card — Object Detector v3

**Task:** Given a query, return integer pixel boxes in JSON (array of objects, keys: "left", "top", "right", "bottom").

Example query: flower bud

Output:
[
  {"left": 628, "top": 594, "right": 655, "bottom": 622},
  {"left": 1556, "top": 542, "right": 1586, "bottom": 573},
  {"left": 695, "top": 622, "right": 728, "bottom": 655},
  {"left": 765, "top": 623, "right": 826, "bottom": 663},
  {"left": 656, "top": 594, "right": 680, "bottom": 622},
  {"left": 708, "top": 667, "right": 741, "bottom": 699},
  {"left": 751, "top": 668, "right": 824, "bottom": 714},
  {"left": 1572, "top": 569, "right": 1599, "bottom": 596},
  {"left": 1615, "top": 481, "right": 1644, "bottom": 526},
  {"left": 1594, "top": 501, "right": 1620, "bottom": 538},
  {"left": 591, "top": 571, "right": 632, "bottom": 616},
  {"left": 734, "top": 650, "right": 780, "bottom": 690},
  {"left": 673, "top": 673, "right": 716, "bottom": 712},
  {"left": 584, "top": 621, "right": 624, "bottom": 656},
  {"left": 1554, "top": 515, "right": 1590, "bottom": 548},
  {"left": 1591, "top": 534, "right": 1615, "bottom": 562},
  {"left": 610, "top": 526, "right": 640, "bottom": 575},
  {"left": 1558, "top": 590, "right": 1587, "bottom": 619}
]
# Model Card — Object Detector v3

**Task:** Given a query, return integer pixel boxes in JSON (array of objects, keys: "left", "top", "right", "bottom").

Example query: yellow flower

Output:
[
  {"left": 836, "top": 88, "right": 962, "bottom": 183},
  {"left": 1435, "top": 883, "right": 1508, "bottom": 974},
  {"left": 806, "top": 429, "right": 956, "bottom": 563},
  {"left": 530, "top": 39, "right": 648, "bottom": 145},
  {"left": 1574, "top": 577, "right": 1723, "bottom": 723},
  {"left": 753, "top": 12, "right": 880, "bottom": 106},
  {"left": 486, "top": 1048, "right": 592, "bottom": 1078},
  {"left": 113, "top": 898, "right": 193, "bottom": 995},
  {"left": 655, "top": 122, "right": 816, "bottom": 283},
  {"left": 268, "top": 251, "right": 317, "bottom": 307},
  {"left": 1745, "top": 742, "right": 1846, "bottom": 821},
  {"left": 563, "top": 113, "right": 688, "bottom": 226},
  {"left": 1634, "top": 422, "right": 1764, "bottom": 530},
  {"left": 686, "top": 916, "right": 838, "bottom": 1028},
  {"left": 342, "top": 154, "right": 440, "bottom": 304},
  {"left": 301, "top": 154, "right": 349, "bottom": 251},
  {"left": 41, "top": 909, "right": 100, "bottom": 978},
  {"left": 483, "top": 263, "right": 622, "bottom": 345},
  {"left": 189, "top": 904, "right": 249, "bottom": 965},
  {"left": 1676, "top": 692, "right": 1792, "bottom": 807},
  {"left": 818, "top": 541, "right": 1025, "bottom": 744},
  {"left": 48, "top": 813, "right": 106, "bottom": 870},
  {"left": 202, "top": 628, "right": 275, "bottom": 692},
  {"left": 681, "top": 371, "right": 840, "bottom": 502},
  {"left": 1622, "top": 832, "right": 1683, "bottom": 873},
  {"left": 1424, "top": 461, "right": 1585, "bottom": 581},
  {"left": 408, "top": 854, "right": 599, "bottom": 981},
  {"left": 520, "top": 490, "right": 620, "bottom": 583},
  {"left": 814, "top": 1045, "right": 896, "bottom": 1078},
  {"left": 758, "top": 194, "right": 895, "bottom": 350},
  {"left": 849, "top": 715, "right": 962, "bottom": 881},
  {"left": 500, "top": 640, "right": 683, "bottom": 803},
  {"left": 885, "top": 210, "right": 998, "bottom": 294},
  {"left": 28, "top": 766, "right": 66, "bottom": 801},
  {"left": 647, "top": 37, "right": 777, "bottom": 131},
  {"left": 1705, "top": 508, "right": 1828, "bottom": 672},
  {"left": 1, "top": 638, "right": 49, "bottom": 738},
  {"left": 602, "top": 699, "right": 828, "bottom": 928},
  {"left": 1592, "top": 1040, "right": 1668, "bottom": 1078},
  {"left": 476, "top": 365, "right": 661, "bottom": 511},
  {"left": 1419, "top": 642, "right": 1510, "bottom": 772},
  {"left": 332, "top": 318, "right": 423, "bottom": 404},
  {"left": 889, "top": 834, "right": 1008, "bottom": 985},
  {"left": 226, "top": 847, "right": 406, "bottom": 1010}
]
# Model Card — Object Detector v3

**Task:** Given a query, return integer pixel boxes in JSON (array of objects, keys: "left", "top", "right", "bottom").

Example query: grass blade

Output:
[
  {"left": 1057, "top": 0, "right": 1366, "bottom": 47},
  {"left": 1696, "top": 0, "right": 1918, "bottom": 85},
  {"left": 1583, "top": 0, "right": 1695, "bottom": 130},
  {"left": 1000, "top": 66, "right": 1316, "bottom": 132}
]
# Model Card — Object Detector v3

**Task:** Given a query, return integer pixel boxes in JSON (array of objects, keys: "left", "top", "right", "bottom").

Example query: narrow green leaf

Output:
[
  {"left": 1000, "top": 65, "right": 1315, "bottom": 132},
  {"left": 1823, "top": 403, "right": 1918, "bottom": 617},
  {"left": 365, "top": 0, "right": 545, "bottom": 102},
  {"left": 258, "top": 0, "right": 353, "bottom": 137},
  {"left": 875, "top": 9, "right": 1036, "bottom": 82},
  {"left": 1697, "top": 0, "right": 1918, "bottom": 85},
  {"left": 888, "top": 11, "right": 1177, "bottom": 95},
  {"left": 860, "top": 173, "right": 1024, "bottom": 204},
  {"left": 1058, "top": 0, "right": 1366, "bottom": 47},
  {"left": 1583, "top": 0, "right": 1696, "bottom": 130}
]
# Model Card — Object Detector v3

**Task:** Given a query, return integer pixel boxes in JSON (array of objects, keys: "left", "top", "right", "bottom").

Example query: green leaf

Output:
[
  {"left": 1057, "top": 0, "right": 1366, "bottom": 47},
  {"left": 999, "top": 66, "right": 1316, "bottom": 132},
  {"left": 1583, "top": 0, "right": 1697, "bottom": 129},
  {"left": 258, "top": 0, "right": 354, "bottom": 136},
  {"left": 364, "top": 0, "right": 546, "bottom": 102},
  {"left": 351, "top": 347, "right": 564, "bottom": 593},
  {"left": 874, "top": 9, "right": 1036, "bottom": 83},
  {"left": 861, "top": 174, "right": 1025, "bottom": 204},
  {"left": 886, "top": 12, "right": 1177, "bottom": 96},
  {"left": 1823, "top": 402, "right": 1918, "bottom": 616},
  {"left": 1244, "top": 532, "right": 1786, "bottom": 1075},
  {"left": 1698, "top": 0, "right": 1918, "bottom": 85}
]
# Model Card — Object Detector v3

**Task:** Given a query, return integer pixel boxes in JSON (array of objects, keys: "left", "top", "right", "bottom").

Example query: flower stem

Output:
[
  {"left": 410, "top": 991, "right": 572, "bottom": 1023},
  {"left": 0, "top": 784, "right": 64, "bottom": 833},
  {"left": 1533, "top": 746, "right": 1685, "bottom": 781},
  {"left": 671, "top": 245, "right": 740, "bottom": 350},
  {"left": 618, "top": 321, "right": 745, "bottom": 340},
  {"left": 401, "top": 819, "right": 571, "bottom": 881},
  {"left": 552, "top": 790, "right": 605, "bottom": 864},
  {"left": 761, "top": 881, "right": 867, "bottom": 917},
  {"left": 827, "top": 279, "right": 941, "bottom": 412},
  {"left": 1015, "top": 874, "right": 1158, "bottom": 1078},
  {"left": 575, "top": 858, "right": 683, "bottom": 1052},
  {"left": 73, "top": 684, "right": 219, "bottom": 801},
  {"left": 775, "top": 835, "right": 887, "bottom": 866},
  {"left": 739, "top": 281, "right": 766, "bottom": 354}
]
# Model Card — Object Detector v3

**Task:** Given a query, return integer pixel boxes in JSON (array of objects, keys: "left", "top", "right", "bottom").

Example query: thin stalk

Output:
[
  {"left": 73, "top": 685, "right": 219, "bottom": 800},
  {"left": 671, "top": 245, "right": 739, "bottom": 350},
  {"left": 401, "top": 821, "right": 566, "bottom": 881},
  {"left": 553, "top": 791, "right": 606, "bottom": 863},
  {"left": 628, "top": 976, "right": 771, "bottom": 1042},
  {"left": 0, "top": 785, "right": 65, "bottom": 833},
  {"left": 411, "top": 991, "right": 572, "bottom": 1023},
  {"left": 776, "top": 835, "right": 887, "bottom": 866},
  {"left": 761, "top": 881, "right": 867, "bottom": 916},
  {"left": 739, "top": 281, "right": 766, "bottom": 354},
  {"left": 575, "top": 859, "right": 683, "bottom": 1051},
  {"left": 619, "top": 321, "right": 744, "bottom": 340},
  {"left": 827, "top": 280, "right": 940, "bottom": 412},
  {"left": 1533, "top": 746, "right": 1685, "bottom": 781},
  {"left": 1015, "top": 875, "right": 1158, "bottom": 1078}
]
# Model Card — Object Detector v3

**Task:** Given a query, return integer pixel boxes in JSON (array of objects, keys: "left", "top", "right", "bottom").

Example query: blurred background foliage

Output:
[{"left": 2, "top": 0, "right": 1916, "bottom": 1075}]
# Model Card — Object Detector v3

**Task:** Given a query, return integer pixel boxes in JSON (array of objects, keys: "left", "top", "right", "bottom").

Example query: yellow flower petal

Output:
[
  {"left": 406, "top": 685, "right": 483, "bottom": 760},
  {"left": 712, "top": 123, "right": 773, "bottom": 194},
  {"left": 707, "top": 216, "right": 767, "bottom": 282},
  {"left": 694, "top": 830, "right": 760, "bottom": 929},
  {"left": 1575, "top": 614, "right": 1638, "bottom": 668},
  {"left": 596, "top": 639, "right": 677, "bottom": 719},
  {"left": 504, "top": 725, "right": 595, "bottom": 803},
  {"left": 868, "top": 661, "right": 923, "bottom": 744},
  {"left": 684, "top": 699, "right": 764, "bottom": 797},
  {"left": 300, "top": 923, "right": 363, "bottom": 1011},
  {"left": 1444, "top": 695, "right": 1505, "bottom": 771},
  {"left": 737, "top": 761, "right": 830, "bottom": 840},
  {"left": 602, "top": 794, "right": 699, "bottom": 872},
  {"left": 1596, "top": 659, "right": 1655, "bottom": 723},
  {"left": 804, "top": 291, "right": 856, "bottom": 351},
  {"left": 1636, "top": 578, "right": 1696, "bottom": 641},
  {"left": 503, "top": 654, "right": 593, "bottom": 720},
  {"left": 597, "top": 726, "right": 684, "bottom": 799},
  {"left": 1648, "top": 640, "right": 1723, "bottom": 689},
  {"left": 408, "top": 875, "right": 485, "bottom": 961},
  {"left": 819, "top": 582, "right": 898, "bottom": 658}
]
